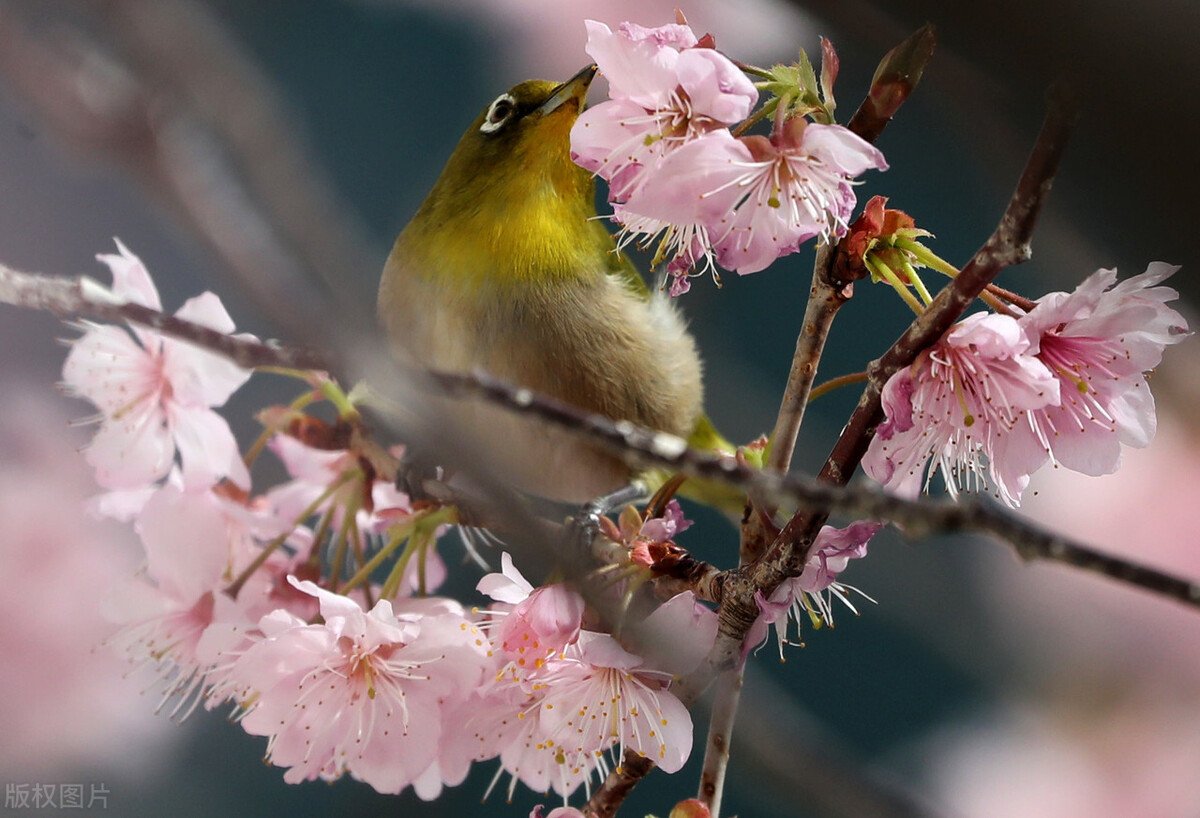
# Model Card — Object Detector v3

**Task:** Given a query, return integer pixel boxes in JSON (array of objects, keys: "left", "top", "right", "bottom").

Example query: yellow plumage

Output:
[{"left": 378, "top": 68, "right": 707, "bottom": 502}]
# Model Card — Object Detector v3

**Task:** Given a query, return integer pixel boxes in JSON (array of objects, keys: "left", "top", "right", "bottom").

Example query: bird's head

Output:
[{"left": 394, "top": 66, "right": 612, "bottom": 288}]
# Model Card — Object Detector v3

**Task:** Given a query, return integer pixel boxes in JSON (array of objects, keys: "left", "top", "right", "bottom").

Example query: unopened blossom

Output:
[
  {"left": 863, "top": 311, "right": 1060, "bottom": 507},
  {"left": 601, "top": 499, "right": 693, "bottom": 568},
  {"left": 571, "top": 19, "right": 757, "bottom": 202},
  {"left": 233, "top": 579, "right": 488, "bottom": 796},
  {"left": 62, "top": 240, "right": 251, "bottom": 490},
  {"left": 1014, "top": 263, "right": 1189, "bottom": 478}
]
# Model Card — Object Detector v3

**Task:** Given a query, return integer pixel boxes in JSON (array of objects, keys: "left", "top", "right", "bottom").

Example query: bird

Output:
[{"left": 378, "top": 66, "right": 715, "bottom": 504}]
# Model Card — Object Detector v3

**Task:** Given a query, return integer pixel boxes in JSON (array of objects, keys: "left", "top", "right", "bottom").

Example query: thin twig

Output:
[
  {"left": 697, "top": 669, "right": 742, "bottom": 814},
  {"left": 0, "top": 262, "right": 329, "bottom": 370},
  {"left": 765, "top": 25, "right": 937, "bottom": 479},
  {"left": 702, "top": 29, "right": 938, "bottom": 814}
]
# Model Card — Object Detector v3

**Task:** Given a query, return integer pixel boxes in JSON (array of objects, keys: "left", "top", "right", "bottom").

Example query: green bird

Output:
[{"left": 379, "top": 66, "right": 730, "bottom": 504}]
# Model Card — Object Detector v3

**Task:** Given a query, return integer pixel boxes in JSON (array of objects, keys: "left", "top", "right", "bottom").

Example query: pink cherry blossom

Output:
[
  {"left": 623, "top": 119, "right": 887, "bottom": 286},
  {"left": 1013, "top": 263, "right": 1189, "bottom": 478},
  {"left": 621, "top": 590, "right": 718, "bottom": 677},
  {"left": 865, "top": 266, "right": 1188, "bottom": 508},
  {"left": 61, "top": 240, "right": 252, "bottom": 490},
  {"left": 533, "top": 631, "right": 695, "bottom": 782},
  {"left": 863, "top": 311, "right": 1060, "bottom": 507},
  {"left": 571, "top": 19, "right": 757, "bottom": 202},
  {"left": 749, "top": 521, "right": 880, "bottom": 657},
  {"left": 232, "top": 579, "right": 489, "bottom": 795},
  {"left": 454, "top": 579, "right": 710, "bottom": 798},
  {"left": 455, "top": 634, "right": 694, "bottom": 798},
  {"left": 478, "top": 554, "right": 585, "bottom": 663},
  {"left": 103, "top": 480, "right": 281, "bottom": 715}
]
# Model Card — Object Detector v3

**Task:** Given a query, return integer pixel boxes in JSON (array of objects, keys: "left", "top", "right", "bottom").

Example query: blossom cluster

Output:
[
  {"left": 863, "top": 264, "right": 1189, "bottom": 507},
  {"left": 60, "top": 242, "right": 713, "bottom": 803},
  {"left": 570, "top": 20, "right": 888, "bottom": 294}
]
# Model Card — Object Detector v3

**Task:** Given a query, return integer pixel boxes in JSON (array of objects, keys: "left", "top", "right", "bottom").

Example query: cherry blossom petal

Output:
[
  {"left": 584, "top": 19, "right": 687, "bottom": 109},
  {"left": 171, "top": 404, "right": 250, "bottom": 490},
  {"left": 85, "top": 404, "right": 173, "bottom": 489},
  {"left": 98, "top": 239, "right": 162, "bottom": 310}
]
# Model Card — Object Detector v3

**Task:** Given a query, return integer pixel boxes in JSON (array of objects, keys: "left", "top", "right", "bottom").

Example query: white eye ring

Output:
[{"left": 480, "top": 93, "right": 517, "bottom": 134}]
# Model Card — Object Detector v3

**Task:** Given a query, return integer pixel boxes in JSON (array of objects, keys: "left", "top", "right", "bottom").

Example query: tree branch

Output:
[
  {"left": 0, "top": 262, "right": 329, "bottom": 370},
  {"left": 765, "top": 24, "right": 937, "bottom": 479},
  {"left": 6, "top": 258, "right": 1194, "bottom": 615}
]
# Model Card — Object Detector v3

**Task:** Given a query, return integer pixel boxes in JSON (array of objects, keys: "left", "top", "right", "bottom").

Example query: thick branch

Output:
[
  {"left": 583, "top": 754, "right": 656, "bottom": 818},
  {"left": 7, "top": 258, "right": 1190, "bottom": 612},
  {"left": 7, "top": 257, "right": 1192, "bottom": 616}
]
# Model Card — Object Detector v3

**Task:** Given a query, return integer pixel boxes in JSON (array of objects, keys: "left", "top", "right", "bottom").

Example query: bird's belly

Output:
[{"left": 386, "top": 274, "right": 702, "bottom": 502}]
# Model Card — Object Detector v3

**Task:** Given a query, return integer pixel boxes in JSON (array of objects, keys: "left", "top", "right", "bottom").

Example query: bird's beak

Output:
[{"left": 537, "top": 64, "right": 597, "bottom": 117}]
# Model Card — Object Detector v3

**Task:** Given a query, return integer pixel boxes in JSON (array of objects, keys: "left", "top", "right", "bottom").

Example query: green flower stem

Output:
[
  {"left": 732, "top": 96, "right": 779, "bottom": 137},
  {"left": 866, "top": 255, "right": 925, "bottom": 315},
  {"left": 893, "top": 237, "right": 959, "bottom": 278},
  {"left": 340, "top": 526, "right": 412, "bottom": 597},
  {"left": 326, "top": 518, "right": 351, "bottom": 590},
  {"left": 242, "top": 389, "right": 320, "bottom": 468},
  {"left": 224, "top": 471, "right": 354, "bottom": 599},
  {"left": 327, "top": 490, "right": 363, "bottom": 591},
  {"left": 346, "top": 514, "right": 374, "bottom": 609},
  {"left": 305, "top": 504, "right": 337, "bottom": 568},
  {"left": 899, "top": 258, "right": 934, "bottom": 304},
  {"left": 345, "top": 506, "right": 457, "bottom": 599},
  {"left": 318, "top": 378, "right": 361, "bottom": 422},
  {"left": 738, "top": 62, "right": 775, "bottom": 80},
  {"left": 378, "top": 540, "right": 417, "bottom": 602}
]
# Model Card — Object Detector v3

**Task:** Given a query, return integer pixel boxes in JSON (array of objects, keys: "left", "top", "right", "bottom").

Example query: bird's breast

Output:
[{"left": 379, "top": 257, "right": 703, "bottom": 500}]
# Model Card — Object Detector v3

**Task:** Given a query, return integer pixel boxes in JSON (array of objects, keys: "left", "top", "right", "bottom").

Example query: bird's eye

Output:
[{"left": 480, "top": 94, "right": 517, "bottom": 135}]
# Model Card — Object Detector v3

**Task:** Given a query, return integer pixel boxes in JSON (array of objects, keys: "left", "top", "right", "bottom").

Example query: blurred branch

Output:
[
  {"left": 0, "top": 0, "right": 379, "bottom": 344},
  {"left": 0, "top": 262, "right": 329, "bottom": 370},
  {"left": 5, "top": 258, "right": 1197, "bottom": 616}
]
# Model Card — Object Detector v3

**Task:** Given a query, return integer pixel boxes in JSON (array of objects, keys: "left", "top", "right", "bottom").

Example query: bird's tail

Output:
[{"left": 639, "top": 414, "right": 752, "bottom": 520}]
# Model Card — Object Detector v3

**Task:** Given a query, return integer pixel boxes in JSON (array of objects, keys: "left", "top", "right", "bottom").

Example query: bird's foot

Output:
[{"left": 566, "top": 482, "right": 649, "bottom": 555}]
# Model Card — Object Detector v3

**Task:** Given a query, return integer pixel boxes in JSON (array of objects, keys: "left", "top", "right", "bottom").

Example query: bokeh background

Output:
[{"left": 2, "top": 1, "right": 1198, "bottom": 816}]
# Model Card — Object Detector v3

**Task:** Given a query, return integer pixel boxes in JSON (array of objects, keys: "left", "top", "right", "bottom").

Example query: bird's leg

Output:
[
  {"left": 394, "top": 452, "right": 446, "bottom": 503},
  {"left": 566, "top": 482, "right": 649, "bottom": 555}
]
